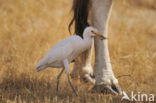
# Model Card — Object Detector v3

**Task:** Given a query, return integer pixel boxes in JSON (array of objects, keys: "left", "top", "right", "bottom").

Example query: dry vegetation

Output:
[{"left": 0, "top": 0, "right": 156, "bottom": 102}]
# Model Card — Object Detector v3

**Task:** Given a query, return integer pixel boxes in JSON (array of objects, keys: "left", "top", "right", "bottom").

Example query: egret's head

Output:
[{"left": 83, "top": 26, "right": 107, "bottom": 39}]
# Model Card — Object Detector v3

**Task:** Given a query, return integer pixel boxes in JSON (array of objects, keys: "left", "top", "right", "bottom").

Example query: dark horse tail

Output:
[{"left": 68, "top": 0, "right": 90, "bottom": 38}]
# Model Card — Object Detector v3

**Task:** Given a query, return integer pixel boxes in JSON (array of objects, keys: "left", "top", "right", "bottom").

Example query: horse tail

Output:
[{"left": 68, "top": 0, "right": 90, "bottom": 38}]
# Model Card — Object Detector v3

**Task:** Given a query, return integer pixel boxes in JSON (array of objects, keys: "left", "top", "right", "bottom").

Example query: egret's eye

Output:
[{"left": 91, "top": 30, "right": 94, "bottom": 33}]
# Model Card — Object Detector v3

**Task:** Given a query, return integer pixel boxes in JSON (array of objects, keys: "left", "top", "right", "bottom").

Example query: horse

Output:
[{"left": 69, "top": 0, "right": 122, "bottom": 95}]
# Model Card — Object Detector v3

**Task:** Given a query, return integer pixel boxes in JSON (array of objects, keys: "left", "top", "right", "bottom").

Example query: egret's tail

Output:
[
  {"left": 35, "top": 59, "right": 48, "bottom": 72},
  {"left": 35, "top": 64, "right": 47, "bottom": 72}
]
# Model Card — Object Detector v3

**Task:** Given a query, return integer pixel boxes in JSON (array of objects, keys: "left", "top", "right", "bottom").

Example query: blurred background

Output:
[{"left": 0, "top": 0, "right": 156, "bottom": 102}]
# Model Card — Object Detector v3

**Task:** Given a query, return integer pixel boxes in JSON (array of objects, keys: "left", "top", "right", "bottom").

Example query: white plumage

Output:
[{"left": 35, "top": 26, "right": 106, "bottom": 96}]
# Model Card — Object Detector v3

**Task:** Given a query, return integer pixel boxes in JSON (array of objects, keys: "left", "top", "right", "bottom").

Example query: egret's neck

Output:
[
  {"left": 83, "top": 32, "right": 91, "bottom": 39},
  {"left": 82, "top": 36, "right": 93, "bottom": 50}
]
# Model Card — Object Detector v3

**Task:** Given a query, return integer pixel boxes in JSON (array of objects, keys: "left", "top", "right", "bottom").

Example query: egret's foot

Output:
[{"left": 92, "top": 78, "right": 122, "bottom": 95}]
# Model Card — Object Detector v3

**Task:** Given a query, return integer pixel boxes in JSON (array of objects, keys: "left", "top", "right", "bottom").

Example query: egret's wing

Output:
[
  {"left": 46, "top": 39, "right": 74, "bottom": 64},
  {"left": 37, "top": 36, "right": 82, "bottom": 67}
]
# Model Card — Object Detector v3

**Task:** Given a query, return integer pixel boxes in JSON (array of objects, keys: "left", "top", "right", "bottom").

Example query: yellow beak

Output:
[{"left": 91, "top": 31, "right": 107, "bottom": 40}]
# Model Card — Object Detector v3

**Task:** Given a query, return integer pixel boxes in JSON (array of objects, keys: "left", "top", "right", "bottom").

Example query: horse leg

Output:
[
  {"left": 69, "top": 0, "right": 94, "bottom": 84},
  {"left": 70, "top": 48, "right": 95, "bottom": 84},
  {"left": 91, "top": 0, "right": 122, "bottom": 94}
]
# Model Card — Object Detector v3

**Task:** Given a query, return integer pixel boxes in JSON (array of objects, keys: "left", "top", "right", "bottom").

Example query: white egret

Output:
[{"left": 35, "top": 26, "right": 107, "bottom": 96}]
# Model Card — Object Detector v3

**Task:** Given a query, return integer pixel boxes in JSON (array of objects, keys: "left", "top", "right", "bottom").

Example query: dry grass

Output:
[{"left": 0, "top": 0, "right": 156, "bottom": 102}]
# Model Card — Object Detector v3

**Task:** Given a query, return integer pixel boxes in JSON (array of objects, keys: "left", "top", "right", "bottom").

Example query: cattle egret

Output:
[{"left": 35, "top": 26, "right": 107, "bottom": 96}]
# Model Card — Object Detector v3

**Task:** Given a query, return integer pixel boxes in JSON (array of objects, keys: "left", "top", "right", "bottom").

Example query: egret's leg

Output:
[
  {"left": 63, "top": 59, "right": 78, "bottom": 97},
  {"left": 56, "top": 68, "right": 64, "bottom": 92}
]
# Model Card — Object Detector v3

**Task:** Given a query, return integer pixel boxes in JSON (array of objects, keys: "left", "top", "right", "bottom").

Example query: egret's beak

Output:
[{"left": 91, "top": 31, "right": 107, "bottom": 40}]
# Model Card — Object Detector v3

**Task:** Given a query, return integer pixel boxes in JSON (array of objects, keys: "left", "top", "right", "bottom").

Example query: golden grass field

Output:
[{"left": 0, "top": 0, "right": 156, "bottom": 102}]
